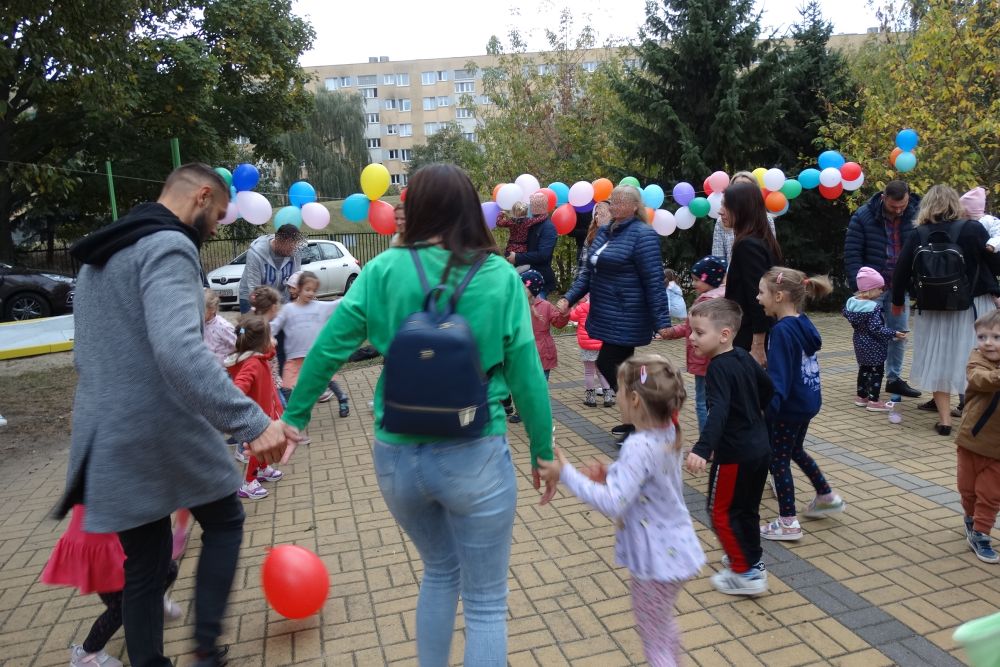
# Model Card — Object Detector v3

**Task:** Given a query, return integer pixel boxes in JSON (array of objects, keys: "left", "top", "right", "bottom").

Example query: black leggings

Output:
[
  {"left": 83, "top": 561, "right": 178, "bottom": 653},
  {"left": 596, "top": 343, "right": 635, "bottom": 393}
]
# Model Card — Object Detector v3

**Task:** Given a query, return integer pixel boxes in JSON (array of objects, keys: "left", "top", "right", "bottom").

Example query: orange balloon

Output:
[
  {"left": 592, "top": 178, "right": 614, "bottom": 202},
  {"left": 765, "top": 191, "right": 788, "bottom": 213},
  {"left": 262, "top": 545, "right": 329, "bottom": 619},
  {"left": 369, "top": 199, "right": 397, "bottom": 235},
  {"left": 492, "top": 184, "right": 503, "bottom": 201},
  {"left": 646, "top": 207, "right": 655, "bottom": 222},
  {"left": 889, "top": 147, "right": 903, "bottom": 166}
]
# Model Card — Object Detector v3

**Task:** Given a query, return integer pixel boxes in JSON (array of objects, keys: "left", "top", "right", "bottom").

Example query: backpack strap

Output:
[
  {"left": 947, "top": 219, "right": 969, "bottom": 244},
  {"left": 448, "top": 254, "right": 489, "bottom": 310},
  {"left": 409, "top": 248, "right": 432, "bottom": 294}
]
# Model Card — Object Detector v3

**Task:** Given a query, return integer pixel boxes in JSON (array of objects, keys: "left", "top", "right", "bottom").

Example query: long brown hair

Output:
[
  {"left": 234, "top": 314, "right": 271, "bottom": 355},
  {"left": 724, "top": 182, "right": 782, "bottom": 262},
  {"left": 585, "top": 201, "right": 611, "bottom": 246},
  {"left": 401, "top": 164, "right": 499, "bottom": 264}
]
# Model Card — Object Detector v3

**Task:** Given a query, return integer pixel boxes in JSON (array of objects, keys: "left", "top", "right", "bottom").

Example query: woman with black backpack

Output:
[{"left": 891, "top": 185, "right": 1000, "bottom": 435}]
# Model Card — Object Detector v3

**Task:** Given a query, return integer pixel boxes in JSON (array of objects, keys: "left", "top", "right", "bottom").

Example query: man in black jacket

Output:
[
  {"left": 508, "top": 196, "right": 557, "bottom": 297},
  {"left": 843, "top": 180, "right": 922, "bottom": 399}
]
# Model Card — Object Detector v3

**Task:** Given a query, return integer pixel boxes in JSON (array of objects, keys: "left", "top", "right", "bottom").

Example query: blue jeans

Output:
[
  {"left": 878, "top": 289, "right": 908, "bottom": 382},
  {"left": 239, "top": 298, "right": 251, "bottom": 314},
  {"left": 373, "top": 436, "right": 517, "bottom": 667},
  {"left": 694, "top": 375, "right": 708, "bottom": 433}
]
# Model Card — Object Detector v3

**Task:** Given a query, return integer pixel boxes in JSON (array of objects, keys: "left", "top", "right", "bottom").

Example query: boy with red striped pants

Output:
[{"left": 685, "top": 298, "right": 773, "bottom": 595}]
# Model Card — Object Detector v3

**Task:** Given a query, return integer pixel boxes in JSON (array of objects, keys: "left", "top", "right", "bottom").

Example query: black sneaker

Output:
[
  {"left": 917, "top": 399, "right": 937, "bottom": 411},
  {"left": 611, "top": 423, "right": 635, "bottom": 443},
  {"left": 508, "top": 413, "right": 521, "bottom": 424},
  {"left": 886, "top": 379, "right": 921, "bottom": 398},
  {"left": 339, "top": 400, "right": 350, "bottom": 418},
  {"left": 193, "top": 646, "right": 229, "bottom": 667}
]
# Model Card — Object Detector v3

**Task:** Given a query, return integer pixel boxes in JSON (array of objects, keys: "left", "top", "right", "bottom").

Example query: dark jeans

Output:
[
  {"left": 118, "top": 493, "right": 244, "bottom": 665},
  {"left": 595, "top": 343, "right": 635, "bottom": 393},
  {"left": 239, "top": 298, "right": 251, "bottom": 314}
]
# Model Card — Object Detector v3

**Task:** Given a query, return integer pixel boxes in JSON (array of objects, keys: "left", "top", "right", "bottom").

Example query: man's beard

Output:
[{"left": 192, "top": 209, "right": 215, "bottom": 242}]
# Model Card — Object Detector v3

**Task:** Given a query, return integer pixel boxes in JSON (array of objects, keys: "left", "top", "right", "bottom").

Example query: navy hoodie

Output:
[{"left": 765, "top": 314, "right": 823, "bottom": 421}]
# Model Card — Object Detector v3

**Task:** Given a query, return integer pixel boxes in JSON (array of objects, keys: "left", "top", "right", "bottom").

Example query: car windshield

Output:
[{"left": 231, "top": 252, "right": 247, "bottom": 265}]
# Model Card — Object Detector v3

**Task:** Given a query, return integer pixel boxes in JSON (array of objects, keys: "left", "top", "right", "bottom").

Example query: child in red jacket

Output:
[
  {"left": 570, "top": 294, "right": 613, "bottom": 407},
  {"left": 225, "top": 314, "right": 284, "bottom": 500}
]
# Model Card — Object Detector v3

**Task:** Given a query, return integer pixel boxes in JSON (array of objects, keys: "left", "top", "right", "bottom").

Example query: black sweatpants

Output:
[
  {"left": 707, "top": 455, "right": 770, "bottom": 574},
  {"left": 857, "top": 364, "right": 885, "bottom": 402},
  {"left": 596, "top": 343, "right": 635, "bottom": 393}
]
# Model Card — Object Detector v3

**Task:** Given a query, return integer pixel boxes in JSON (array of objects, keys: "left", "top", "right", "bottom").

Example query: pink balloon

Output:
[
  {"left": 707, "top": 171, "right": 730, "bottom": 194},
  {"left": 219, "top": 201, "right": 239, "bottom": 225},
  {"left": 301, "top": 202, "right": 331, "bottom": 230}
]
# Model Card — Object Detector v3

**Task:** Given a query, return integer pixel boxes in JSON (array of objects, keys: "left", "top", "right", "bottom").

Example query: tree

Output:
[
  {"left": 407, "top": 123, "right": 483, "bottom": 177},
  {"left": 821, "top": 0, "right": 1000, "bottom": 199},
  {"left": 0, "top": 0, "right": 315, "bottom": 260},
  {"left": 276, "top": 91, "right": 368, "bottom": 200}
]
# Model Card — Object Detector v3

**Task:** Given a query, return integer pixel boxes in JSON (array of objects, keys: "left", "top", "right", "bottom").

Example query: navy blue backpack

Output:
[{"left": 381, "top": 249, "right": 493, "bottom": 438}]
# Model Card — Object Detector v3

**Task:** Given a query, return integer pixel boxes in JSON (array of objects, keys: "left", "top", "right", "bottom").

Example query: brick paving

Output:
[{"left": 2, "top": 313, "right": 998, "bottom": 665}]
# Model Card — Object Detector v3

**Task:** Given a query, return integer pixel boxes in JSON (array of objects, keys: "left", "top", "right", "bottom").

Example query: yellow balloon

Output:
[
  {"left": 360, "top": 163, "right": 390, "bottom": 201},
  {"left": 752, "top": 167, "right": 767, "bottom": 187}
]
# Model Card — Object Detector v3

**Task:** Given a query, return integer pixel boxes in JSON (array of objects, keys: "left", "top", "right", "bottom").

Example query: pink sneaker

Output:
[
  {"left": 866, "top": 401, "right": 892, "bottom": 412},
  {"left": 854, "top": 396, "right": 869, "bottom": 407}
]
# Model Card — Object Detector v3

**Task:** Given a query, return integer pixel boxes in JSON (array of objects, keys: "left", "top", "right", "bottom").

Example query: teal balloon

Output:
[
  {"left": 342, "top": 193, "right": 370, "bottom": 222},
  {"left": 275, "top": 205, "right": 303, "bottom": 228},
  {"left": 214, "top": 167, "right": 233, "bottom": 188},
  {"left": 619, "top": 176, "right": 640, "bottom": 188},
  {"left": 780, "top": 179, "right": 803, "bottom": 200},
  {"left": 288, "top": 181, "right": 317, "bottom": 208},
  {"left": 895, "top": 151, "right": 917, "bottom": 173},
  {"left": 798, "top": 169, "right": 821, "bottom": 189},
  {"left": 548, "top": 182, "right": 570, "bottom": 205},
  {"left": 689, "top": 197, "right": 710, "bottom": 218},
  {"left": 229, "top": 185, "right": 237, "bottom": 199},
  {"left": 642, "top": 184, "right": 665, "bottom": 209}
]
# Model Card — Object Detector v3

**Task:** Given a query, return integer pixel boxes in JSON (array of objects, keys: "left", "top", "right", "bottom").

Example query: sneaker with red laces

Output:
[
  {"left": 866, "top": 400, "right": 893, "bottom": 412},
  {"left": 854, "top": 396, "right": 869, "bottom": 407}
]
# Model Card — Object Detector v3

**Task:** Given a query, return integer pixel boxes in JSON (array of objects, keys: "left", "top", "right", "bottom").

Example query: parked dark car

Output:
[{"left": 0, "top": 262, "right": 75, "bottom": 321}]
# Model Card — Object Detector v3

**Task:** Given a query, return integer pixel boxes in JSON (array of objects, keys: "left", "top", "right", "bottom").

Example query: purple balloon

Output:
[
  {"left": 573, "top": 200, "right": 596, "bottom": 213},
  {"left": 672, "top": 182, "right": 695, "bottom": 207},
  {"left": 482, "top": 201, "right": 501, "bottom": 229}
]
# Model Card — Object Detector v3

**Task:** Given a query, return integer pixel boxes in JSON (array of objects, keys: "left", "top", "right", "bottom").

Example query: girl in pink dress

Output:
[{"left": 41, "top": 505, "right": 181, "bottom": 666}]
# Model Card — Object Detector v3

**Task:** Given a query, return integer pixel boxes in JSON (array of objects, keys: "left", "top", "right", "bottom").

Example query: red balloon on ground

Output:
[
  {"left": 537, "top": 188, "right": 557, "bottom": 212},
  {"left": 552, "top": 203, "right": 577, "bottom": 235},
  {"left": 369, "top": 200, "right": 397, "bottom": 235},
  {"left": 819, "top": 183, "right": 844, "bottom": 200},
  {"left": 840, "top": 162, "right": 862, "bottom": 181},
  {"left": 262, "top": 545, "right": 329, "bottom": 619}
]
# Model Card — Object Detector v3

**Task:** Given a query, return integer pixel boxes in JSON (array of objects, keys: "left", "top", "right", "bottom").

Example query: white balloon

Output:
[
  {"left": 568, "top": 181, "right": 595, "bottom": 207},
  {"left": 652, "top": 209, "right": 676, "bottom": 237},
  {"left": 819, "top": 167, "right": 843, "bottom": 188},
  {"left": 763, "top": 168, "right": 786, "bottom": 192},
  {"left": 842, "top": 173, "right": 866, "bottom": 191},
  {"left": 675, "top": 206, "right": 696, "bottom": 230},
  {"left": 219, "top": 201, "right": 239, "bottom": 225},
  {"left": 301, "top": 202, "right": 331, "bottom": 229},
  {"left": 236, "top": 191, "right": 272, "bottom": 226},
  {"left": 496, "top": 183, "right": 524, "bottom": 210},
  {"left": 514, "top": 174, "right": 540, "bottom": 200},
  {"left": 707, "top": 192, "right": 723, "bottom": 219}
]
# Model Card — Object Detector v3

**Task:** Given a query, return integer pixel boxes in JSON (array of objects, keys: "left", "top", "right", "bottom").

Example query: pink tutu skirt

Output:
[{"left": 40, "top": 505, "right": 125, "bottom": 595}]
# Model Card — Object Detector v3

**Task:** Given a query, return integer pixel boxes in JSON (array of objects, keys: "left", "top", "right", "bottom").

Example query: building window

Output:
[
  {"left": 436, "top": 70, "right": 448, "bottom": 81},
  {"left": 436, "top": 96, "right": 450, "bottom": 107},
  {"left": 476, "top": 95, "right": 492, "bottom": 105},
  {"left": 390, "top": 173, "right": 408, "bottom": 186},
  {"left": 424, "top": 122, "right": 441, "bottom": 136},
  {"left": 384, "top": 99, "right": 397, "bottom": 110},
  {"left": 324, "top": 78, "right": 337, "bottom": 91},
  {"left": 455, "top": 107, "right": 473, "bottom": 119},
  {"left": 462, "top": 132, "right": 476, "bottom": 142},
  {"left": 581, "top": 61, "right": 597, "bottom": 73},
  {"left": 454, "top": 69, "right": 474, "bottom": 81},
  {"left": 357, "top": 74, "right": 377, "bottom": 86},
  {"left": 383, "top": 73, "right": 395, "bottom": 85},
  {"left": 361, "top": 87, "right": 378, "bottom": 99},
  {"left": 367, "top": 138, "right": 381, "bottom": 148},
  {"left": 386, "top": 124, "right": 398, "bottom": 135},
  {"left": 537, "top": 64, "right": 552, "bottom": 75},
  {"left": 365, "top": 113, "right": 380, "bottom": 124},
  {"left": 399, "top": 123, "right": 412, "bottom": 137},
  {"left": 338, "top": 76, "right": 352, "bottom": 87},
  {"left": 388, "top": 149, "right": 400, "bottom": 160},
  {"left": 400, "top": 98, "right": 411, "bottom": 111},
  {"left": 396, "top": 73, "right": 409, "bottom": 86},
  {"left": 455, "top": 81, "right": 475, "bottom": 94},
  {"left": 401, "top": 149, "right": 412, "bottom": 162},
  {"left": 421, "top": 71, "right": 435, "bottom": 85},
  {"left": 422, "top": 97, "right": 435, "bottom": 111}
]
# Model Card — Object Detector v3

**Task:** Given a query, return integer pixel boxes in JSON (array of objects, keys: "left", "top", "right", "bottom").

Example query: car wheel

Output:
[
  {"left": 343, "top": 274, "right": 357, "bottom": 294},
  {"left": 6, "top": 292, "right": 51, "bottom": 321}
]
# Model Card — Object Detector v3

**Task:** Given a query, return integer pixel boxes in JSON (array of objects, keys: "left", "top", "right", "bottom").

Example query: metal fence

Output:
[
  {"left": 199, "top": 232, "right": 394, "bottom": 273},
  {"left": 11, "top": 245, "right": 80, "bottom": 276}
]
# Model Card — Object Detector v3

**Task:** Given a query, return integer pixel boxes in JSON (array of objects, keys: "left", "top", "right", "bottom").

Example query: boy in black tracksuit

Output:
[{"left": 686, "top": 298, "right": 773, "bottom": 596}]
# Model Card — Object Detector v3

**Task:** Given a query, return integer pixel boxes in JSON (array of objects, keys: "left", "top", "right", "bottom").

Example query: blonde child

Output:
[
  {"left": 496, "top": 195, "right": 549, "bottom": 257},
  {"left": 956, "top": 309, "right": 1000, "bottom": 563},
  {"left": 755, "top": 268, "right": 845, "bottom": 541},
  {"left": 663, "top": 269, "right": 687, "bottom": 324},
  {"left": 203, "top": 289, "right": 236, "bottom": 364},
  {"left": 538, "top": 355, "right": 705, "bottom": 666},
  {"left": 226, "top": 315, "right": 284, "bottom": 500},
  {"left": 569, "top": 294, "right": 612, "bottom": 407},
  {"left": 41, "top": 505, "right": 181, "bottom": 666}
]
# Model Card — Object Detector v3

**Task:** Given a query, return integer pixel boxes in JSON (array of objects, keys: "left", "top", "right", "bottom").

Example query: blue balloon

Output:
[
  {"left": 817, "top": 150, "right": 845, "bottom": 170},
  {"left": 288, "top": 181, "right": 317, "bottom": 208},
  {"left": 894, "top": 151, "right": 917, "bottom": 173},
  {"left": 232, "top": 163, "right": 260, "bottom": 192},
  {"left": 548, "top": 182, "right": 570, "bottom": 206},
  {"left": 274, "top": 205, "right": 303, "bottom": 228},
  {"left": 896, "top": 129, "right": 919, "bottom": 152},
  {"left": 342, "top": 193, "right": 370, "bottom": 222},
  {"left": 642, "top": 184, "right": 665, "bottom": 209},
  {"left": 230, "top": 185, "right": 237, "bottom": 200},
  {"left": 574, "top": 200, "right": 596, "bottom": 213},
  {"left": 798, "top": 168, "right": 821, "bottom": 189},
  {"left": 481, "top": 201, "right": 502, "bottom": 229}
]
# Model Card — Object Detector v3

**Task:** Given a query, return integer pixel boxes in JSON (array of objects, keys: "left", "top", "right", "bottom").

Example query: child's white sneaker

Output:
[
  {"left": 0, "top": 414, "right": 6, "bottom": 427},
  {"left": 234, "top": 443, "right": 248, "bottom": 464},
  {"left": 711, "top": 567, "right": 768, "bottom": 596},
  {"left": 164, "top": 595, "right": 183, "bottom": 621},
  {"left": 802, "top": 494, "right": 846, "bottom": 518},
  {"left": 70, "top": 645, "right": 122, "bottom": 666},
  {"left": 257, "top": 465, "right": 283, "bottom": 482},
  {"left": 238, "top": 479, "right": 268, "bottom": 500},
  {"left": 760, "top": 517, "right": 803, "bottom": 541}
]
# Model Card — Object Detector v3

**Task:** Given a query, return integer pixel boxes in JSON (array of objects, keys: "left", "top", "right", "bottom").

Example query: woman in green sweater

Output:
[{"left": 282, "top": 164, "right": 555, "bottom": 666}]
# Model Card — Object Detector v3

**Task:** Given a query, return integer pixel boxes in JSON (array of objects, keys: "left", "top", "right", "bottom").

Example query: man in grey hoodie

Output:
[
  {"left": 62, "top": 163, "right": 300, "bottom": 667},
  {"left": 237, "top": 224, "right": 304, "bottom": 313}
]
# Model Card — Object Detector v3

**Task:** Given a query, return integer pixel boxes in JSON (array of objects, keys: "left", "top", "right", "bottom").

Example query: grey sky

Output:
[{"left": 293, "top": 0, "right": 881, "bottom": 67}]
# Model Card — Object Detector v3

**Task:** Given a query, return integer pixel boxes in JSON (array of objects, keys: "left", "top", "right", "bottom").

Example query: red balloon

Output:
[
  {"left": 819, "top": 183, "right": 844, "bottom": 200},
  {"left": 840, "top": 162, "right": 862, "bottom": 181},
  {"left": 537, "top": 188, "right": 557, "bottom": 212},
  {"left": 703, "top": 177, "right": 713, "bottom": 196},
  {"left": 400, "top": 187, "right": 407, "bottom": 202},
  {"left": 552, "top": 203, "right": 577, "bottom": 235},
  {"left": 368, "top": 200, "right": 397, "bottom": 235},
  {"left": 262, "top": 545, "right": 329, "bottom": 619},
  {"left": 760, "top": 188, "right": 770, "bottom": 200}
]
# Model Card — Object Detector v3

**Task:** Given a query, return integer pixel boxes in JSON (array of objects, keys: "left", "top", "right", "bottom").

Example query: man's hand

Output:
[
  {"left": 685, "top": 452, "right": 707, "bottom": 475},
  {"left": 894, "top": 331, "right": 908, "bottom": 341},
  {"left": 507, "top": 252, "right": 517, "bottom": 264},
  {"left": 246, "top": 420, "right": 293, "bottom": 465}
]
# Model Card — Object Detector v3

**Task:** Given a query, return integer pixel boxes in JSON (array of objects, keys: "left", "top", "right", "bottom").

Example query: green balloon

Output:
[
  {"left": 214, "top": 167, "right": 233, "bottom": 187},
  {"left": 689, "top": 196, "right": 710, "bottom": 217},
  {"left": 619, "top": 176, "right": 640, "bottom": 188},
  {"left": 780, "top": 179, "right": 803, "bottom": 200}
]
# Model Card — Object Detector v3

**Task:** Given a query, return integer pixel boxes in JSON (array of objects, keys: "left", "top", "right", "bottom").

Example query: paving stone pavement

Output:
[{"left": 2, "top": 313, "right": 998, "bottom": 666}]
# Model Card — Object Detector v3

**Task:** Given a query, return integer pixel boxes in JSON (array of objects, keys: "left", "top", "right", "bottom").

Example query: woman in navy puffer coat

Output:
[{"left": 559, "top": 185, "right": 671, "bottom": 408}]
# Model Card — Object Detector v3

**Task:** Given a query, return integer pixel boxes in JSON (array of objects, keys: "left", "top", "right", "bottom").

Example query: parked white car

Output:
[{"left": 206, "top": 239, "right": 362, "bottom": 309}]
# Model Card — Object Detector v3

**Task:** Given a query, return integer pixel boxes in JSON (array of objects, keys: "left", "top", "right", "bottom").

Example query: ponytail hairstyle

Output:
[
  {"left": 234, "top": 314, "right": 272, "bottom": 355},
  {"left": 761, "top": 266, "right": 833, "bottom": 312},
  {"left": 249, "top": 285, "right": 280, "bottom": 314},
  {"left": 616, "top": 353, "right": 687, "bottom": 451}
]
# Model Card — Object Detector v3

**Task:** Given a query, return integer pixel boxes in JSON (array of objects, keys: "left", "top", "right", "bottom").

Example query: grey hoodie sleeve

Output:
[{"left": 239, "top": 244, "right": 265, "bottom": 303}]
